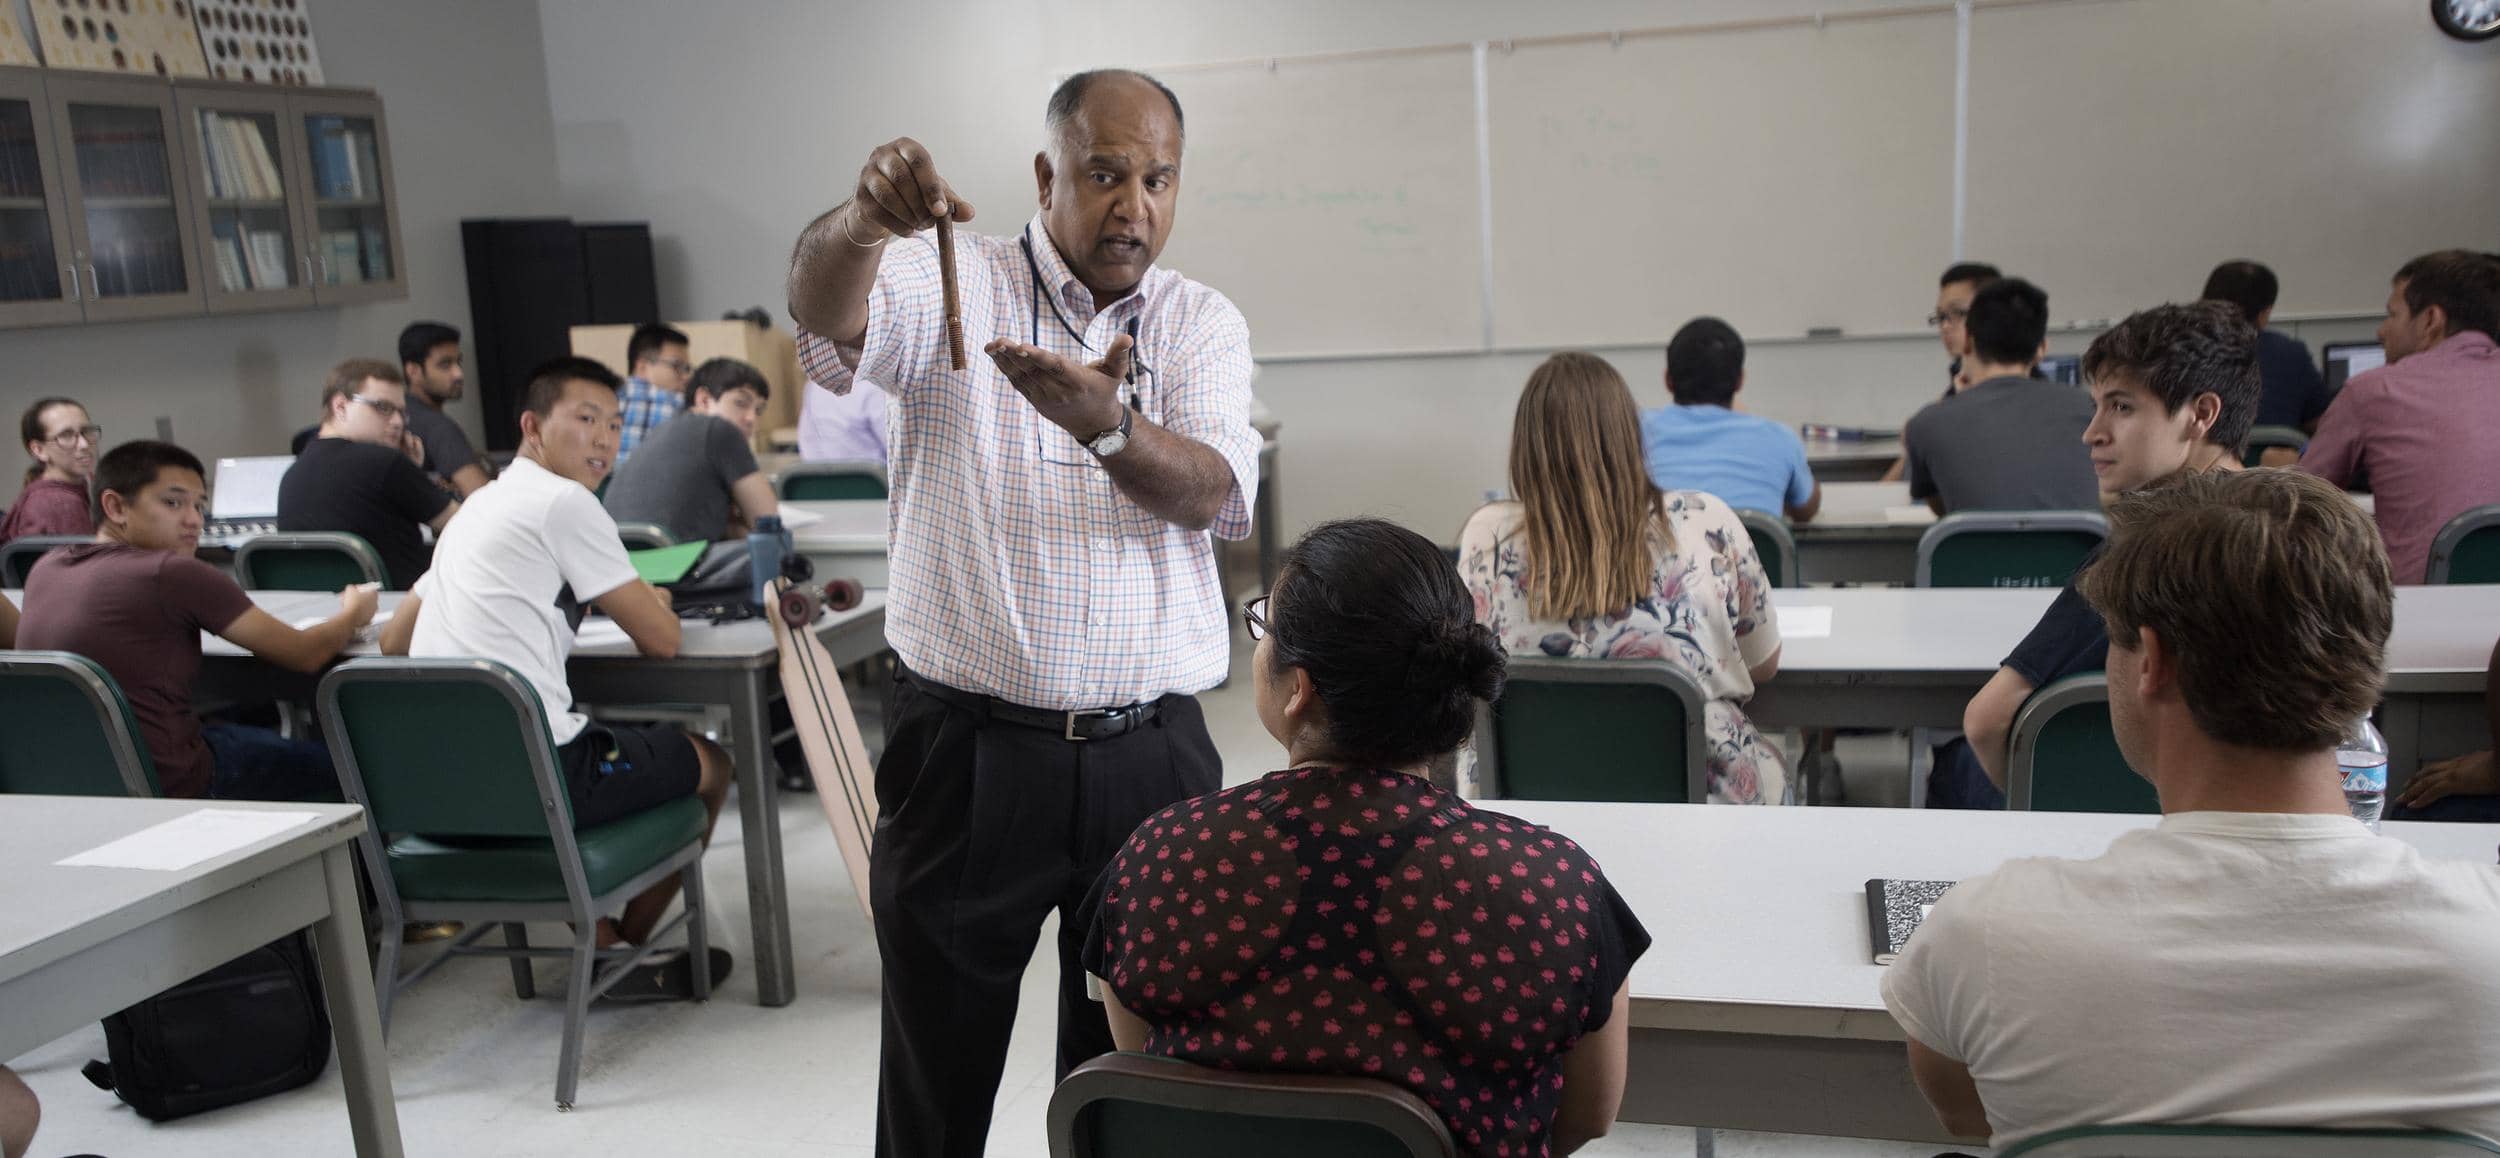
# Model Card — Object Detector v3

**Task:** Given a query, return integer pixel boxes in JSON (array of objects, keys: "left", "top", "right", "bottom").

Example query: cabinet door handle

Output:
[
  {"left": 301, "top": 255, "right": 313, "bottom": 286},
  {"left": 82, "top": 264, "right": 97, "bottom": 300},
  {"left": 62, "top": 265, "right": 77, "bottom": 302}
]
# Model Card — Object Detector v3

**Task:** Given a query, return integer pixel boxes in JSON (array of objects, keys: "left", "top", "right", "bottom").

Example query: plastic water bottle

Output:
[
  {"left": 2338, "top": 716, "right": 2389, "bottom": 832},
  {"left": 747, "top": 514, "right": 786, "bottom": 609}
]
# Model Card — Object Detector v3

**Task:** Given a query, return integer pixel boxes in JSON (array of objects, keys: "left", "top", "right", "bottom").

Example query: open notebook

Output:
[{"left": 1865, "top": 878, "right": 1956, "bottom": 965}]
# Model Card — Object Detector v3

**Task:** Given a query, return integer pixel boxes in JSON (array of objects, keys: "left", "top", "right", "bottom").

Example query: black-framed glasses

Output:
[
  {"left": 1242, "top": 594, "right": 1270, "bottom": 641},
  {"left": 654, "top": 358, "right": 695, "bottom": 376},
  {"left": 1925, "top": 307, "right": 1970, "bottom": 328},
  {"left": 45, "top": 424, "right": 103, "bottom": 448},
  {"left": 349, "top": 394, "right": 406, "bottom": 420}
]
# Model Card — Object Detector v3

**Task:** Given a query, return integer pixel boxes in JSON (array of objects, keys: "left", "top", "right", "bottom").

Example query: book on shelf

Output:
[
  {"left": 212, "top": 229, "right": 248, "bottom": 292},
  {"left": 324, "top": 229, "right": 362, "bottom": 285},
  {"left": 243, "top": 228, "right": 289, "bottom": 289}
]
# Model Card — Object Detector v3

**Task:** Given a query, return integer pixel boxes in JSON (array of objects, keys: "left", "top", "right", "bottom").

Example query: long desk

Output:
[
  {"left": 1759, "top": 586, "right": 2497, "bottom": 788},
  {"left": 167, "top": 589, "right": 890, "bottom": 1009},
  {"left": 0, "top": 797, "right": 401, "bottom": 1155},
  {"left": 1496, "top": 801, "right": 2500, "bottom": 1144},
  {"left": 1803, "top": 435, "right": 1902, "bottom": 484}
]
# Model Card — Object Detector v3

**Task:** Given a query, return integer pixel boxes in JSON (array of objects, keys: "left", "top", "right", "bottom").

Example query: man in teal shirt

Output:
[{"left": 1640, "top": 316, "right": 1820, "bottom": 521}]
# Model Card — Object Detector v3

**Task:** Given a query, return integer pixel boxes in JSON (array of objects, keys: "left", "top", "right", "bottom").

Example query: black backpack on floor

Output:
[{"left": 81, "top": 932, "right": 332, "bottom": 1121}]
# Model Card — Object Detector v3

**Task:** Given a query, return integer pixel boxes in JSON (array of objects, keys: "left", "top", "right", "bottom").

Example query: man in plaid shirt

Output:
[
  {"left": 788, "top": 69, "right": 1257, "bottom": 1158},
  {"left": 615, "top": 322, "right": 691, "bottom": 464}
]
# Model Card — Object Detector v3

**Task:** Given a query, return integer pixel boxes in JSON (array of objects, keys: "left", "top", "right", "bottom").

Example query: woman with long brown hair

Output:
[
  {"left": 0, "top": 397, "right": 98, "bottom": 547},
  {"left": 1458, "top": 351, "right": 1788, "bottom": 803}
]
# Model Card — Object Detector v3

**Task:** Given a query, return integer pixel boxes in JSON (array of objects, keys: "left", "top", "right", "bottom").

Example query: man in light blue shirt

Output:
[{"left": 1641, "top": 316, "right": 1820, "bottom": 521}]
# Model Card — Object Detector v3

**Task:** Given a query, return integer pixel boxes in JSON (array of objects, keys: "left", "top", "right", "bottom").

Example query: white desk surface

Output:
[
  {"left": 781, "top": 499, "right": 887, "bottom": 550},
  {"left": 1767, "top": 580, "right": 2495, "bottom": 690},
  {"left": 1799, "top": 481, "right": 2373, "bottom": 532},
  {"left": 1493, "top": 801, "right": 2500, "bottom": 1040},
  {"left": 1801, "top": 435, "right": 1901, "bottom": 466}
]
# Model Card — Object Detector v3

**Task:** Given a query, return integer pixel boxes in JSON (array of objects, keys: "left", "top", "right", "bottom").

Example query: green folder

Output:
[{"left": 628, "top": 541, "right": 708, "bottom": 586}]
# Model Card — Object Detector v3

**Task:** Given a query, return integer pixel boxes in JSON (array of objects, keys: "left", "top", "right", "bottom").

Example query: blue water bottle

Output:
[{"left": 747, "top": 514, "right": 787, "bottom": 608}]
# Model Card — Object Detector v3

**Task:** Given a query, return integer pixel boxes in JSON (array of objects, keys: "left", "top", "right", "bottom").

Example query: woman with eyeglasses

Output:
[
  {"left": 1082, "top": 517, "right": 1650, "bottom": 1156},
  {"left": 1459, "top": 352, "right": 1788, "bottom": 804},
  {"left": 1, "top": 397, "right": 99, "bottom": 547}
]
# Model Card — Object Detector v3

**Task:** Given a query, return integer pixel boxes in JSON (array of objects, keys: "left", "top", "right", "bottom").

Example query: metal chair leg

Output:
[
  {"left": 684, "top": 862, "right": 711, "bottom": 1002},
  {"left": 554, "top": 925, "right": 595, "bottom": 1111},
  {"left": 372, "top": 934, "right": 400, "bottom": 1034},
  {"left": 504, "top": 923, "right": 535, "bottom": 999}
]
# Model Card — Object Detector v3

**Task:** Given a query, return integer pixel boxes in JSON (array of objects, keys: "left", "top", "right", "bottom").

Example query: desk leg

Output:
[
  {"left": 313, "top": 844, "right": 404, "bottom": 1157},
  {"left": 733, "top": 671, "right": 796, "bottom": 1006}
]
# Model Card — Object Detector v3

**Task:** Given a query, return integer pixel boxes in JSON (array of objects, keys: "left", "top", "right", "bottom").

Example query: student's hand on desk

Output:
[
  {"left": 849, "top": 137, "right": 975, "bottom": 238},
  {"left": 985, "top": 333, "right": 1129, "bottom": 440},
  {"left": 2400, "top": 751, "right": 2499, "bottom": 809},
  {"left": 338, "top": 582, "right": 380, "bottom": 630}
]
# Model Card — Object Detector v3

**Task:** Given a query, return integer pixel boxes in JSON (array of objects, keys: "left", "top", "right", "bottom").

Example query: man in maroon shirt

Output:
[{"left": 16, "top": 440, "right": 376, "bottom": 800}]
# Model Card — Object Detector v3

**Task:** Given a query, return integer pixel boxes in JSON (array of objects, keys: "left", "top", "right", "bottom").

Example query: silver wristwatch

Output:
[{"left": 1085, "top": 407, "right": 1134, "bottom": 458}]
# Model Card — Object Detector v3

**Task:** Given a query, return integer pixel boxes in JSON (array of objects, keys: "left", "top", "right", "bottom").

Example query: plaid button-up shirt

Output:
[
  {"left": 799, "top": 216, "right": 1258, "bottom": 711},
  {"left": 615, "top": 376, "right": 681, "bottom": 464}
]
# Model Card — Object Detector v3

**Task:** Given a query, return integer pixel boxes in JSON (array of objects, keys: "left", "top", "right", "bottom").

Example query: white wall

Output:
[
  {"left": 534, "top": 0, "right": 2393, "bottom": 543},
  {"left": 0, "top": 0, "right": 560, "bottom": 471}
]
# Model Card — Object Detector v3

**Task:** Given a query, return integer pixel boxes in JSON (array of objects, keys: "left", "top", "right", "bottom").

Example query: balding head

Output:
[
  {"left": 1034, "top": 69, "right": 1186, "bottom": 307},
  {"left": 1045, "top": 69, "right": 1184, "bottom": 159}
]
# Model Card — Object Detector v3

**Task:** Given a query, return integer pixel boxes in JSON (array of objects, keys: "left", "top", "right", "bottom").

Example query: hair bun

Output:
[{"left": 1407, "top": 621, "right": 1506, "bottom": 700}]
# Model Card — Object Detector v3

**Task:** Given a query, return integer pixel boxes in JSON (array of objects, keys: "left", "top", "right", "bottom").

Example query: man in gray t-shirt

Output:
[
  {"left": 602, "top": 358, "right": 780, "bottom": 544},
  {"left": 1904, "top": 277, "right": 2099, "bottom": 513}
]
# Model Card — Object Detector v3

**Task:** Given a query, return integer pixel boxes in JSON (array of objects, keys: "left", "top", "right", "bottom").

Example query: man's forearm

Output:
[
  {"left": 787, "top": 201, "right": 888, "bottom": 357},
  {"left": 1100, "top": 416, "right": 1237, "bottom": 533}
]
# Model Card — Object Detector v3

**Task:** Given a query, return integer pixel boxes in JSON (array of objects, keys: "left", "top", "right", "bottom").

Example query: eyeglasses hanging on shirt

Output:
[{"left": 1020, "top": 233, "right": 1156, "bottom": 413}]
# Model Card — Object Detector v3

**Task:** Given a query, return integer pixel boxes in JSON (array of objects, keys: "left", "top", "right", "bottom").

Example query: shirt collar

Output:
[
  {"left": 1023, "top": 215, "right": 1152, "bottom": 323},
  {"left": 2157, "top": 811, "right": 2371, "bottom": 840}
]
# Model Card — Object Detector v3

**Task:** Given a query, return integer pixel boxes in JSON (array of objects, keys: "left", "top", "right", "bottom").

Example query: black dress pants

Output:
[{"left": 870, "top": 666, "right": 1223, "bottom": 1158}]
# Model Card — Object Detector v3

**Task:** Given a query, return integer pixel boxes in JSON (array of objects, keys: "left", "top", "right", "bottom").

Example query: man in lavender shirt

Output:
[
  {"left": 2303, "top": 250, "right": 2500, "bottom": 584},
  {"left": 798, "top": 376, "right": 890, "bottom": 467}
]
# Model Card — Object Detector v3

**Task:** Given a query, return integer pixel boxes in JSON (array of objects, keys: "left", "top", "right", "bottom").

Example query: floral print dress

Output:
[{"left": 1458, "top": 492, "right": 1788, "bottom": 804}]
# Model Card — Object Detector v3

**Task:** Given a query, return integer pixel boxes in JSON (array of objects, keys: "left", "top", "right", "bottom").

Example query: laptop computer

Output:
[
  {"left": 2323, "top": 341, "right": 2385, "bottom": 394},
  {"left": 204, "top": 455, "right": 292, "bottom": 544}
]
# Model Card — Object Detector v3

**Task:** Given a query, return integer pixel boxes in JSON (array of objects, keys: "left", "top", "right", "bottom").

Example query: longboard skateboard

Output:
[{"left": 765, "top": 576, "right": 877, "bottom": 920}]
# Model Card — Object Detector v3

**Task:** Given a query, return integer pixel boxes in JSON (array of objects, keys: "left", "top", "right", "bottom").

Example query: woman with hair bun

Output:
[
  {"left": 1082, "top": 517, "right": 1649, "bottom": 1157},
  {"left": 1460, "top": 351, "right": 1788, "bottom": 804}
]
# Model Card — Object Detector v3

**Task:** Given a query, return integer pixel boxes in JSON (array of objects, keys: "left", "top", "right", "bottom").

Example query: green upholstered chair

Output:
[
  {"left": 2005, "top": 674, "right": 2156, "bottom": 814},
  {"left": 1048, "top": 1052, "right": 1456, "bottom": 1158},
  {"left": 0, "top": 534, "right": 88, "bottom": 588},
  {"left": 1476, "top": 656, "right": 1710, "bottom": 803},
  {"left": 2240, "top": 424, "right": 2309, "bottom": 467},
  {"left": 316, "top": 657, "right": 712, "bottom": 1111},
  {"left": 2426, "top": 505, "right": 2500, "bottom": 585},
  {"left": 777, "top": 459, "right": 888, "bottom": 501},
  {"left": 1915, "top": 511, "right": 2108, "bottom": 589},
  {"left": 1736, "top": 507, "right": 1799, "bottom": 588},
  {"left": 0, "top": 651, "right": 159, "bottom": 797},
  {"left": 615, "top": 522, "right": 675, "bottom": 552},
  {"left": 1999, "top": 1123, "right": 2500, "bottom": 1157},
  {"left": 233, "top": 531, "right": 386, "bottom": 591}
]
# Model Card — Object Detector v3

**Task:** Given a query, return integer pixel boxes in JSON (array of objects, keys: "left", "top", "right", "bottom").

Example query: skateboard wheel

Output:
[
  {"left": 778, "top": 586, "right": 820, "bottom": 628},
  {"left": 823, "top": 579, "right": 863, "bottom": 612}
]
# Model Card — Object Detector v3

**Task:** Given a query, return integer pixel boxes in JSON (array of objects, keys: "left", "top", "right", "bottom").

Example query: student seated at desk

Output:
[
  {"left": 1639, "top": 316, "right": 1820, "bottom": 521},
  {"left": 2200, "top": 259, "right": 2330, "bottom": 448},
  {"left": 17, "top": 440, "right": 375, "bottom": 801},
  {"left": 1882, "top": 262, "right": 2002, "bottom": 483},
  {"left": 400, "top": 320, "right": 494, "bottom": 497},
  {"left": 2300, "top": 249, "right": 2500, "bottom": 584},
  {"left": 617, "top": 322, "right": 693, "bottom": 466},
  {"left": 382, "top": 357, "right": 732, "bottom": 997},
  {"left": 1886, "top": 468, "right": 2500, "bottom": 1149},
  {"left": 1084, "top": 517, "right": 1649, "bottom": 1157},
  {"left": 602, "top": 356, "right": 779, "bottom": 544},
  {"left": 1460, "top": 352, "right": 1788, "bottom": 804},
  {"left": 798, "top": 375, "right": 891, "bottom": 466},
  {"left": 2395, "top": 638, "right": 2500, "bottom": 824},
  {"left": 1, "top": 396, "right": 98, "bottom": 546},
  {"left": 1902, "top": 277, "right": 2097, "bottom": 514},
  {"left": 1948, "top": 302, "right": 2258, "bottom": 808},
  {"left": 278, "top": 358, "right": 459, "bottom": 589}
]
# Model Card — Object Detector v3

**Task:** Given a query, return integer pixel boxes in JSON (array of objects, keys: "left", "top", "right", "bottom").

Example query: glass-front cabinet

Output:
[
  {"left": 292, "top": 89, "right": 400, "bottom": 306},
  {"left": 0, "top": 69, "right": 80, "bottom": 328},
  {"left": 177, "top": 81, "right": 313, "bottom": 311},
  {"left": 44, "top": 71, "right": 205, "bottom": 321}
]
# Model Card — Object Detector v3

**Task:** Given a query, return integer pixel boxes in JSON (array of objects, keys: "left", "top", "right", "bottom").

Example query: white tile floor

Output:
[{"left": 8, "top": 638, "right": 1946, "bottom": 1158}]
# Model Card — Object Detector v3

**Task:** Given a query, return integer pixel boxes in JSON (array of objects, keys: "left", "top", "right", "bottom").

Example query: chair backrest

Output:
[
  {"left": 316, "top": 657, "right": 570, "bottom": 839},
  {"left": 1999, "top": 1123, "right": 2500, "bottom": 1157},
  {"left": 1048, "top": 1053, "right": 1456, "bottom": 1158},
  {"left": 1916, "top": 511, "right": 2108, "bottom": 589},
  {"left": 616, "top": 522, "right": 676, "bottom": 552},
  {"left": 778, "top": 459, "right": 888, "bottom": 501},
  {"left": 2240, "top": 424, "right": 2310, "bottom": 467},
  {"left": 2005, "top": 674, "right": 2156, "bottom": 814},
  {"left": 2426, "top": 504, "right": 2500, "bottom": 585},
  {"left": 1735, "top": 508, "right": 1799, "bottom": 588},
  {"left": 232, "top": 531, "right": 386, "bottom": 591},
  {"left": 1, "top": 534, "right": 89, "bottom": 587},
  {"left": 1477, "top": 656, "right": 1710, "bottom": 803},
  {"left": 0, "top": 651, "right": 160, "bottom": 797}
]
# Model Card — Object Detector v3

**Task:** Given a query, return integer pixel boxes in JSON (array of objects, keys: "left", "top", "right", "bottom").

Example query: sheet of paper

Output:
[
  {"left": 1781, "top": 605, "right": 1834, "bottom": 639},
  {"left": 775, "top": 504, "right": 824, "bottom": 530},
  {"left": 575, "top": 618, "right": 634, "bottom": 648},
  {"left": 1882, "top": 506, "right": 1936, "bottom": 524},
  {"left": 293, "top": 608, "right": 392, "bottom": 631},
  {"left": 57, "top": 809, "right": 322, "bottom": 872}
]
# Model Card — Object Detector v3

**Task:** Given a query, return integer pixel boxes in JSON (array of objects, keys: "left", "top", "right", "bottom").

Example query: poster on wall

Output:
[
  {"left": 191, "top": 0, "right": 323, "bottom": 85},
  {"left": 30, "top": 0, "right": 211, "bottom": 77},
  {"left": 0, "top": 7, "right": 38, "bottom": 66}
]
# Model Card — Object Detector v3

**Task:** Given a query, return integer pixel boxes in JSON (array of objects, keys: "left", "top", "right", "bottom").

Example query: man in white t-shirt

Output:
[
  {"left": 1884, "top": 467, "right": 2500, "bottom": 1149},
  {"left": 382, "top": 356, "right": 732, "bottom": 1000}
]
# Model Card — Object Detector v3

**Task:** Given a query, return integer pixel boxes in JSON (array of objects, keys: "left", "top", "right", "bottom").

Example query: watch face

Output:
[{"left": 1091, "top": 430, "right": 1129, "bottom": 457}]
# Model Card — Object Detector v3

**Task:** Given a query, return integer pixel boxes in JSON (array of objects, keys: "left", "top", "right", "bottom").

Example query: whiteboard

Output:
[
  {"left": 1485, "top": 11, "right": 1957, "bottom": 348},
  {"left": 1156, "top": 50, "right": 1486, "bottom": 358},
  {"left": 1965, "top": 0, "right": 2500, "bottom": 325}
]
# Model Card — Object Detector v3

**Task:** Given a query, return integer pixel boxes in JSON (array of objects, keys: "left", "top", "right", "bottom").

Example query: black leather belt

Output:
[{"left": 905, "top": 671, "right": 1160, "bottom": 742}]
